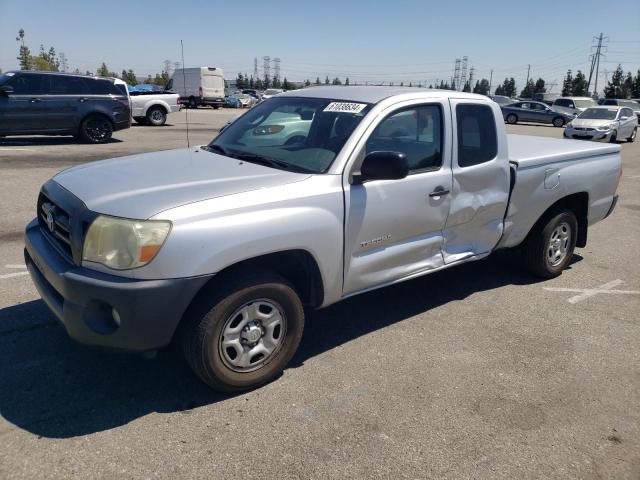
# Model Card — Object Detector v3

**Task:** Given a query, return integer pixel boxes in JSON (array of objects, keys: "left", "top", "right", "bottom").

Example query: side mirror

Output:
[
  {"left": 351, "top": 151, "right": 409, "bottom": 184},
  {"left": 0, "top": 85, "right": 14, "bottom": 96}
]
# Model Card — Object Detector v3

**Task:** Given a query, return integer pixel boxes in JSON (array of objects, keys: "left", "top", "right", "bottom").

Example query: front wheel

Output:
[
  {"left": 506, "top": 113, "right": 518, "bottom": 125},
  {"left": 79, "top": 115, "right": 113, "bottom": 144},
  {"left": 523, "top": 210, "right": 577, "bottom": 279},
  {"left": 627, "top": 127, "right": 637, "bottom": 143},
  {"left": 182, "top": 273, "right": 305, "bottom": 392},
  {"left": 552, "top": 116, "right": 565, "bottom": 128},
  {"left": 609, "top": 131, "right": 617, "bottom": 143}
]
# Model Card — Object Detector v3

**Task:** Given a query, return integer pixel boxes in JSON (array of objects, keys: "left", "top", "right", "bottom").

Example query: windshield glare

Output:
[
  {"left": 209, "top": 97, "right": 372, "bottom": 173},
  {"left": 574, "top": 99, "right": 597, "bottom": 109},
  {"left": 579, "top": 108, "right": 617, "bottom": 120}
]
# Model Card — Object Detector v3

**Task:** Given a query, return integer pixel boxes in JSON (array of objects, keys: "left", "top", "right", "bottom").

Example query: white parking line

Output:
[
  {"left": 544, "top": 279, "right": 640, "bottom": 304},
  {"left": 0, "top": 148, "right": 36, "bottom": 152},
  {"left": 0, "top": 271, "right": 29, "bottom": 280},
  {"left": 5, "top": 264, "right": 26, "bottom": 269}
]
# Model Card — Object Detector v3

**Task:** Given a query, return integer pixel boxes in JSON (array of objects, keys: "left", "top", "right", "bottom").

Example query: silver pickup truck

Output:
[{"left": 24, "top": 87, "right": 621, "bottom": 391}]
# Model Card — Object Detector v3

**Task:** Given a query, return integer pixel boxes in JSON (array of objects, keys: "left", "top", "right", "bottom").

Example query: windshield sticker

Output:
[{"left": 324, "top": 102, "right": 367, "bottom": 114}]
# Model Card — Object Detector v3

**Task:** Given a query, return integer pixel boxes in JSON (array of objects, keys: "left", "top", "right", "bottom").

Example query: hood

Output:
[
  {"left": 53, "top": 147, "right": 310, "bottom": 219},
  {"left": 570, "top": 118, "right": 618, "bottom": 128}
]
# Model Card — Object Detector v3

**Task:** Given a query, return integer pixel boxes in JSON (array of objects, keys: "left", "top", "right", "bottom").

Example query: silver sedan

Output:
[{"left": 501, "top": 101, "right": 573, "bottom": 127}]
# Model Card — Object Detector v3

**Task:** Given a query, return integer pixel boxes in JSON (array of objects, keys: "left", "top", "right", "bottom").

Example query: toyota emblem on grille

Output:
[{"left": 42, "top": 202, "right": 56, "bottom": 234}]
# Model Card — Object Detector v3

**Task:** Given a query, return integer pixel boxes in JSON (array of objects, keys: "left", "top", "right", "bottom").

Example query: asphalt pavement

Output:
[{"left": 0, "top": 110, "right": 638, "bottom": 479}]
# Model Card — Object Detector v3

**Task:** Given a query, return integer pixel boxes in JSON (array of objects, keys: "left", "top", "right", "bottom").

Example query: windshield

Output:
[
  {"left": 207, "top": 96, "right": 372, "bottom": 173},
  {"left": 579, "top": 108, "right": 617, "bottom": 120},
  {"left": 574, "top": 99, "right": 597, "bottom": 109},
  {"left": 0, "top": 72, "right": 16, "bottom": 85}
]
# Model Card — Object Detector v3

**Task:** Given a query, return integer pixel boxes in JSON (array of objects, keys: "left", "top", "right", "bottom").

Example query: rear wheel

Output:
[
  {"left": 506, "top": 113, "right": 518, "bottom": 125},
  {"left": 146, "top": 106, "right": 167, "bottom": 126},
  {"left": 552, "top": 116, "right": 565, "bottom": 128},
  {"left": 627, "top": 127, "right": 637, "bottom": 143},
  {"left": 188, "top": 97, "right": 197, "bottom": 109},
  {"left": 79, "top": 114, "right": 113, "bottom": 144},
  {"left": 523, "top": 210, "right": 577, "bottom": 279},
  {"left": 213, "top": 105, "right": 220, "bottom": 110},
  {"left": 181, "top": 273, "right": 305, "bottom": 392}
]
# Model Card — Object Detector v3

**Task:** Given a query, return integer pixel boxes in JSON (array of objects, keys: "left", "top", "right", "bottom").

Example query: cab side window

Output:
[
  {"left": 365, "top": 105, "right": 443, "bottom": 172},
  {"left": 456, "top": 104, "right": 497, "bottom": 167},
  {"left": 47, "top": 75, "right": 90, "bottom": 95}
]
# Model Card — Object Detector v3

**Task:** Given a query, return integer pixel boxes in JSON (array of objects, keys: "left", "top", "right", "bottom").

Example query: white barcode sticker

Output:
[{"left": 323, "top": 102, "right": 367, "bottom": 113}]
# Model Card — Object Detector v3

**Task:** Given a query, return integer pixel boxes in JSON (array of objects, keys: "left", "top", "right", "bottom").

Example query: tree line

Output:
[{"left": 12, "top": 28, "right": 640, "bottom": 98}]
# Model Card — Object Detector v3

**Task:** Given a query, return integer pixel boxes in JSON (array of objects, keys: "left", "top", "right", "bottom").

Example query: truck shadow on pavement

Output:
[{"left": 0, "top": 252, "right": 582, "bottom": 439}]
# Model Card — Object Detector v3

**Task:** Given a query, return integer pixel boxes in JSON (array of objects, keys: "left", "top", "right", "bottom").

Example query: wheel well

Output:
[
  {"left": 80, "top": 112, "right": 114, "bottom": 130},
  {"left": 194, "top": 250, "right": 324, "bottom": 309},
  {"left": 526, "top": 192, "right": 589, "bottom": 248},
  {"left": 148, "top": 104, "right": 167, "bottom": 114}
]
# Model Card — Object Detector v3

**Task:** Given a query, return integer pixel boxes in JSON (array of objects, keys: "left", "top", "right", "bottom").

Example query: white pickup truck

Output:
[
  {"left": 114, "top": 80, "right": 180, "bottom": 126},
  {"left": 24, "top": 87, "right": 621, "bottom": 392}
]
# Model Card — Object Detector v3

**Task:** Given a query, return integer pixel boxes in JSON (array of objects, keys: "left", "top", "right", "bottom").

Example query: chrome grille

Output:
[{"left": 38, "top": 194, "right": 73, "bottom": 258}]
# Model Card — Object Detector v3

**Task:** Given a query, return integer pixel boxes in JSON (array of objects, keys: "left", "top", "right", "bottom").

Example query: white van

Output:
[
  {"left": 551, "top": 97, "right": 597, "bottom": 116},
  {"left": 169, "top": 67, "right": 225, "bottom": 109}
]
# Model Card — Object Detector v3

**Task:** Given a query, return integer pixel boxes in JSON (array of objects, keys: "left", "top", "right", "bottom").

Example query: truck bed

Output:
[{"left": 507, "top": 134, "right": 620, "bottom": 168}]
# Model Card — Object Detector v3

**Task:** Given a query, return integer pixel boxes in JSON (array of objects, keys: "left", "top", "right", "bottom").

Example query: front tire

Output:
[
  {"left": 627, "top": 127, "right": 637, "bottom": 143},
  {"left": 552, "top": 116, "right": 565, "bottom": 128},
  {"left": 79, "top": 114, "right": 113, "bottom": 144},
  {"left": 182, "top": 273, "right": 305, "bottom": 392},
  {"left": 146, "top": 106, "right": 167, "bottom": 126},
  {"left": 506, "top": 113, "right": 518, "bottom": 125},
  {"left": 609, "top": 131, "right": 617, "bottom": 143},
  {"left": 523, "top": 210, "right": 577, "bottom": 279}
]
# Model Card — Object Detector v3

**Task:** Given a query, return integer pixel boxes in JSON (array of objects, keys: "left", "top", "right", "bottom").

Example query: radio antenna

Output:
[{"left": 180, "top": 40, "right": 190, "bottom": 149}]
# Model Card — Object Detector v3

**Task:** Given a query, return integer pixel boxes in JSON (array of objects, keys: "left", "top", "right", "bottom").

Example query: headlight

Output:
[
  {"left": 82, "top": 215, "right": 171, "bottom": 270},
  {"left": 597, "top": 123, "right": 614, "bottom": 131}
]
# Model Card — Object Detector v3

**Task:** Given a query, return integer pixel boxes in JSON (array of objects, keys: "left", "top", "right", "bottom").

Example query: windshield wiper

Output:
[
  {"left": 232, "top": 153, "right": 313, "bottom": 173},
  {"left": 201, "top": 144, "right": 229, "bottom": 156}
]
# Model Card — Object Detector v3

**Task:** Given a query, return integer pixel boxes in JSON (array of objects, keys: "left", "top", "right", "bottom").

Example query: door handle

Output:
[
  {"left": 29, "top": 98, "right": 42, "bottom": 103},
  {"left": 429, "top": 188, "right": 450, "bottom": 197}
]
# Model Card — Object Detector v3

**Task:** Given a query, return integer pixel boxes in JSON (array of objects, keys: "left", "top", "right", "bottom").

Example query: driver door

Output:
[{"left": 342, "top": 101, "right": 452, "bottom": 295}]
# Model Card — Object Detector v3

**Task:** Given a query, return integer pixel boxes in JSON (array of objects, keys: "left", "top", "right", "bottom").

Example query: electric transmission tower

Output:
[
  {"left": 587, "top": 33, "right": 607, "bottom": 97},
  {"left": 460, "top": 56, "right": 469, "bottom": 91},
  {"left": 262, "top": 56, "right": 271, "bottom": 85},
  {"left": 452, "top": 58, "right": 461, "bottom": 90},
  {"left": 273, "top": 57, "right": 281, "bottom": 84}
]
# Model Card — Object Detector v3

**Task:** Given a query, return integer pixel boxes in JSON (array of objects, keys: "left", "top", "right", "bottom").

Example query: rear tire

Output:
[
  {"left": 627, "top": 127, "right": 637, "bottom": 143},
  {"left": 506, "top": 113, "right": 518, "bottom": 125},
  {"left": 213, "top": 105, "right": 220, "bottom": 110},
  {"left": 181, "top": 273, "right": 305, "bottom": 392},
  {"left": 188, "top": 97, "right": 197, "bottom": 109},
  {"left": 523, "top": 210, "right": 577, "bottom": 279},
  {"left": 146, "top": 106, "right": 167, "bottom": 126},
  {"left": 79, "top": 114, "right": 113, "bottom": 144},
  {"left": 552, "top": 116, "right": 565, "bottom": 128}
]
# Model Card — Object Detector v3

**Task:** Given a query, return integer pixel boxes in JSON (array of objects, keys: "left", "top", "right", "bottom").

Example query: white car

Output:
[
  {"left": 551, "top": 97, "right": 598, "bottom": 116},
  {"left": 262, "top": 88, "right": 284, "bottom": 100},
  {"left": 564, "top": 106, "right": 638, "bottom": 143}
]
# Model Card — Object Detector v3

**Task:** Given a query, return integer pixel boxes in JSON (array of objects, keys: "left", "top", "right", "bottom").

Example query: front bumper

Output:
[
  {"left": 24, "top": 219, "right": 212, "bottom": 351},
  {"left": 564, "top": 127, "right": 613, "bottom": 142}
]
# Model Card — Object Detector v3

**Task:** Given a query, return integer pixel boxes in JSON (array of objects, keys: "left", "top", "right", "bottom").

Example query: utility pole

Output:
[
  {"left": 525, "top": 64, "right": 531, "bottom": 86},
  {"left": 489, "top": 69, "right": 493, "bottom": 93},
  {"left": 587, "top": 33, "right": 607, "bottom": 97}
]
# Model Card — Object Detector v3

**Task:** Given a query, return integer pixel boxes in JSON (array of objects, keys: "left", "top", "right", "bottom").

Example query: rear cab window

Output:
[{"left": 456, "top": 104, "right": 497, "bottom": 167}]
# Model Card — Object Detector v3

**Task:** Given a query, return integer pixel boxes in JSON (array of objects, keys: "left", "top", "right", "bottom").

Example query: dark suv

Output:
[{"left": 0, "top": 71, "right": 131, "bottom": 143}]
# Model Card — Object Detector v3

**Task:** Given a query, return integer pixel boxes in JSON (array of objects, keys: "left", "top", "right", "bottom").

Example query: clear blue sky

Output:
[{"left": 1, "top": 0, "right": 639, "bottom": 94}]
